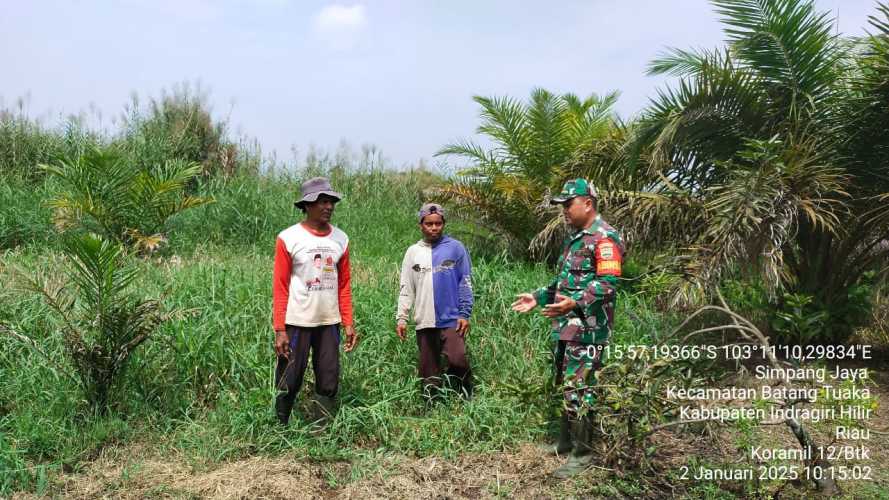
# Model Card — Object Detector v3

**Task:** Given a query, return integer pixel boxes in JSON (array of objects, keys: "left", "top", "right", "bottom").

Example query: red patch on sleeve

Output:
[{"left": 595, "top": 240, "right": 622, "bottom": 276}]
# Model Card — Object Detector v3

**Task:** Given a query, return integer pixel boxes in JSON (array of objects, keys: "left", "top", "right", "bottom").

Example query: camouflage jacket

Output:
[{"left": 533, "top": 215, "right": 624, "bottom": 344}]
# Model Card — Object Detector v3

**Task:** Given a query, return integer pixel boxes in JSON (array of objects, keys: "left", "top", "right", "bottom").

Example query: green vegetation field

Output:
[
  {"left": 1, "top": 169, "right": 887, "bottom": 499},
  {"left": 0, "top": 169, "right": 668, "bottom": 496},
  {"left": 3, "top": 0, "right": 889, "bottom": 496}
]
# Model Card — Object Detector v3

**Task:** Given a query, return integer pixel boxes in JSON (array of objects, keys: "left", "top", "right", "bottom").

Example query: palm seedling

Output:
[
  {"left": 3, "top": 234, "right": 179, "bottom": 411},
  {"left": 41, "top": 146, "right": 212, "bottom": 254}
]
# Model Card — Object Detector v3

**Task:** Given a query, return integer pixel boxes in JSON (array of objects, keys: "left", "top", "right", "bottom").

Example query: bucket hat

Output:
[{"left": 295, "top": 177, "right": 343, "bottom": 209}]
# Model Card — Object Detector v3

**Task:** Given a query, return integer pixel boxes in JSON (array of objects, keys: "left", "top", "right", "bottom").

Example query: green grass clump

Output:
[
  {"left": 0, "top": 106, "right": 99, "bottom": 180},
  {"left": 0, "top": 176, "right": 53, "bottom": 249}
]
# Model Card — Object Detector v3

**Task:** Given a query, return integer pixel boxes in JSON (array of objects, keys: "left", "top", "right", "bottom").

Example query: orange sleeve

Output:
[
  {"left": 272, "top": 237, "right": 292, "bottom": 332},
  {"left": 337, "top": 247, "right": 354, "bottom": 326}
]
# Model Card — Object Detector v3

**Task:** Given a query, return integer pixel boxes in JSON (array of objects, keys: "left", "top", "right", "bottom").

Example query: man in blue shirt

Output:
[{"left": 396, "top": 203, "right": 474, "bottom": 400}]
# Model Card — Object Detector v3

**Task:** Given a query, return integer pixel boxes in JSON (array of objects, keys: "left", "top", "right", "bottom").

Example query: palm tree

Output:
[
  {"left": 42, "top": 146, "right": 213, "bottom": 254},
  {"left": 4, "top": 234, "right": 177, "bottom": 411},
  {"left": 435, "top": 88, "right": 620, "bottom": 261},
  {"left": 580, "top": 0, "right": 889, "bottom": 342}
]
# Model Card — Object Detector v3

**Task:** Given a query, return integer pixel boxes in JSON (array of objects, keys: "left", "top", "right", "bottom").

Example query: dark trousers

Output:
[
  {"left": 416, "top": 327, "right": 472, "bottom": 398},
  {"left": 275, "top": 324, "right": 340, "bottom": 424}
]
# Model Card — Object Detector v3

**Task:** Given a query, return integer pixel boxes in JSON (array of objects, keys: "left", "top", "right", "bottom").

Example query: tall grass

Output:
[
  {"left": 0, "top": 96, "right": 676, "bottom": 495},
  {"left": 117, "top": 83, "right": 247, "bottom": 178},
  {"left": 0, "top": 176, "right": 53, "bottom": 250},
  {"left": 2, "top": 84, "right": 253, "bottom": 184},
  {"left": 8, "top": 165, "right": 866, "bottom": 498},
  {"left": 0, "top": 103, "right": 100, "bottom": 180}
]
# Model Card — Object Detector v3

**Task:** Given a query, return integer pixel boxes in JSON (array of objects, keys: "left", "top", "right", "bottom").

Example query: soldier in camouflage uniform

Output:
[{"left": 511, "top": 178, "right": 623, "bottom": 479}]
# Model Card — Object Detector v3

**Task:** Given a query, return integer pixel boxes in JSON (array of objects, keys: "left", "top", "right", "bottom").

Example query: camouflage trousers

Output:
[{"left": 553, "top": 340, "right": 604, "bottom": 418}]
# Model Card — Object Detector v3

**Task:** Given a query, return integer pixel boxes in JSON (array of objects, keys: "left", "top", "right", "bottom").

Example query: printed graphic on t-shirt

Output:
[
  {"left": 412, "top": 259, "right": 457, "bottom": 274},
  {"left": 437, "top": 259, "right": 456, "bottom": 271},
  {"left": 306, "top": 246, "right": 338, "bottom": 291}
]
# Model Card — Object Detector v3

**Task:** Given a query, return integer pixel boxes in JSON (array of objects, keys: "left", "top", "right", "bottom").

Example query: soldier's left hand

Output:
[
  {"left": 542, "top": 293, "right": 577, "bottom": 317},
  {"left": 456, "top": 318, "right": 470, "bottom": 337}
]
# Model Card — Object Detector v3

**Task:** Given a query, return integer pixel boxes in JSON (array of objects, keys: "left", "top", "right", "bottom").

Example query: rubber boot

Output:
[
  {"left": 308, "top": 394, "right": 336, "bottom": 427},
  {"left": 276, "top": 412, "right": 290, "bottom": 426},
  {"left": 275, "top": 396, "right": 293, "bottom": 426},
  {"left": 444, "top": 373, "right": 474, "bottom": 401},
  {"left": 552, "top": 415, "right": 595, "bottom": 479},
  {"left": 537, "top": 412, "right": 573, "bottom": 456}
]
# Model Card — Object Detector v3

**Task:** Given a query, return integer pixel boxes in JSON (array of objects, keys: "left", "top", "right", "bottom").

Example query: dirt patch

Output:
[
  {"left": 15, "top": 454, "right": 327, "bottom": 499},
  {"left": 335, "top": 446, "right": 562, "bottom": 499}
]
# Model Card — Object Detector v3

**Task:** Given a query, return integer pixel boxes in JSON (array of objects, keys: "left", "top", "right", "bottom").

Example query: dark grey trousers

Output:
[{"left": 275, "top": 324, "right": 340, "bottom": 424}]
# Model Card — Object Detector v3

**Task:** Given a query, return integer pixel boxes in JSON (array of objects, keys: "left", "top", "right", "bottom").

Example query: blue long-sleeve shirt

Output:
[{"left": 396, "top": 235, "right": 473, "bottom": 329}]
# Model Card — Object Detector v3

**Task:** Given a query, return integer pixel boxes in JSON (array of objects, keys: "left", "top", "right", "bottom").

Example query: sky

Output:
[{"left": 0, "top": 0, "right": 880, "bottom": 169}]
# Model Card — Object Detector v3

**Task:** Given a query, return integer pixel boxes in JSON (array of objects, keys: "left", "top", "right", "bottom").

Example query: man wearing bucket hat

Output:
[
  {"left": 396, "top": 203, "right": 474, "bottom": 401},
  {"left": 272, "top": 177, "right": 358, "bottom": 426},
  {"left": 511, "top": 178, "right": 624, "bottom": 478}
]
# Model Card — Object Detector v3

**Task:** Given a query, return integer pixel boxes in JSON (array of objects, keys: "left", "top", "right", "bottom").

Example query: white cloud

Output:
[
  {"left": 311, "top": 4, "right": 367, "bottom": 51},
  {"left": 313, "top": 4, "right": 367, "bottom": 33}
]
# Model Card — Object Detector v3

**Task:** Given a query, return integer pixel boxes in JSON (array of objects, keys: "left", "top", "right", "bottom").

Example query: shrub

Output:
[
  {"left": 0, "top": 102, "right": 99, "bottom": 179},
  {"left": 117, "top": 83, "right": 238, "bottom": 177},
  {"left": 854, "top": 284, "right": 889, "bottom": 349},
  {"left": 769, "top": 293, "right": 830, "bottom": 345}
]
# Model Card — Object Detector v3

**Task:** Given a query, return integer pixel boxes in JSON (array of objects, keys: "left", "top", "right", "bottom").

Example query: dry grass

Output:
[{"left": 13, "top": 444, "right": 568, "bottom": 500}]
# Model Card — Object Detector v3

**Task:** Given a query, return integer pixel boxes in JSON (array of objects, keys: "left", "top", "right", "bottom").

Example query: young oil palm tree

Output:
[
  {"left": 435, "top": 88, "right": 620, "bottom": 261},
  {"left": 588, "top": 0, "right": 889, "bottom": 342},
  {"left": 4, "top": 234, "right": 177, "bottom": 411},
  {"left": 42, "top": 146, "right": 212, "bottom": 253}
]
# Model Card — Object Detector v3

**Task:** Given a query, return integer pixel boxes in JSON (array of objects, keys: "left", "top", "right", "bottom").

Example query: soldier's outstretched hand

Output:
[
  {"left": 511, "top": 293, "right": 537, "bottom": 313},
  {"left": 542, "top": 293, "right": 577, "bottom": 317}
]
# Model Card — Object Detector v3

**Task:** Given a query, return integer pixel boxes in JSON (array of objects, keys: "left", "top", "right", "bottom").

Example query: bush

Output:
[
  {"left": 0, "top": 103, "right": 99, "bottom": 179},
  {"left": 118, "top": 84, "right": 238, "bottom": 178},
  {"left": 769, "top": 293, "right": 830, "bottom": 345}
]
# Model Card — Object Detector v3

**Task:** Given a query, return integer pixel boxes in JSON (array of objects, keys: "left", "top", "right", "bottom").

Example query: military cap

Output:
[{"left": 550, "top": 178, "right": 598, "bottom": 204}]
